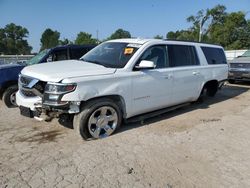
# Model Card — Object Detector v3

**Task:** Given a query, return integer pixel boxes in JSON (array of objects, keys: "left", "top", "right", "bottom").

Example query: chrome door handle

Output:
[
  {"left": 192, "top": 71, "right": 200, "bottom": 75},
  {"left": 163, "top": 74, "right": 172, "bottom": 79},
  {"left": 164, "top": 76, "right": 170, "bottom": 79}
]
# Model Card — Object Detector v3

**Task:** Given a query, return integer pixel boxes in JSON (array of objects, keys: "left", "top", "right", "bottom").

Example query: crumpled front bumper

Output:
[
  {"left": 16, "top": 90, "right": 42, "bottom": 111},
  {"left": 16, "top": 90, "right": 80, "bottom": 120}
]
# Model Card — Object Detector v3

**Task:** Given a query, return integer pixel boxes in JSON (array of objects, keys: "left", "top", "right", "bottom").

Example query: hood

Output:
[
  {"left": 229, "top": 57, "right": 250, "bottom": 64},
  {"left": 0, "top": 63, "right": 22, "bottom": 70},
  {"left": 21, "top": 60, "right": 116, "bottom": 82}
]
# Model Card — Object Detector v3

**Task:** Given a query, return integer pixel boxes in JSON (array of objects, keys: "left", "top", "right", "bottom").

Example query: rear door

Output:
[{"left": 168, "top": 44, "right": 202, "bottom": 104}]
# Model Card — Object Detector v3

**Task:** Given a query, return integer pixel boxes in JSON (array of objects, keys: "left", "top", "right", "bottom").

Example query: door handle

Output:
[
  {"left": 192, "top": 71, "right": 200, "bottom": 75},
  {"left": 163, "top": 74, "right": 172, "bottom": 79}
]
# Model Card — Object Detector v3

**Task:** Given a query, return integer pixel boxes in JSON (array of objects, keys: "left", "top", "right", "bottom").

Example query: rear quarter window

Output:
[{"left": 201, "top": 47, "right": 227, "bottom": 65}]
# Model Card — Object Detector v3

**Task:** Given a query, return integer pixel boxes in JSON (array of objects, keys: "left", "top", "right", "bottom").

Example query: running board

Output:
[{"left": 125, "top": 103, "right": 190, "bottom": 124}]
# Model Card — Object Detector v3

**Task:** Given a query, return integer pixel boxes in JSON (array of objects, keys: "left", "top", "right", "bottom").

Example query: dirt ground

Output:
[{"left": 1, "top": 83, "right": 250, "bottom": 188}]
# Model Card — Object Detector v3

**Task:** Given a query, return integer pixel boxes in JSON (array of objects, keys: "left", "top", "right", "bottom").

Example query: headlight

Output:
[
  {"left": 45, "top": 83, "right": 76, "bottom": 94},
  {"left": 43, "top": 83, "right": 77, "bottom": 106}
]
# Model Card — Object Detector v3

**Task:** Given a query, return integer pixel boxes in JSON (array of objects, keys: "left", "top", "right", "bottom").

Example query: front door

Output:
[{"left": 131, "top": 45, "right": 174, "bottom": 116}]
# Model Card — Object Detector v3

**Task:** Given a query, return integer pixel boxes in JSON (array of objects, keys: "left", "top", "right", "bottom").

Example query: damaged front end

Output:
[{"left": 17, "top": 75, "right": 80, "bottom": 121}]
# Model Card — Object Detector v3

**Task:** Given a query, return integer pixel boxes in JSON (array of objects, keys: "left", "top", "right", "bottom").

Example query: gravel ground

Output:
[{"left": 1, "top": 83, "right": 250, "bottom": 188}]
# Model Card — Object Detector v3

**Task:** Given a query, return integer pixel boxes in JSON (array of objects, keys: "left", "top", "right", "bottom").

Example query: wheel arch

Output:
[
  {"left": 200, "top": 79, "right": 219, "bottom": 96},
  {"left": 81, "top": 95, "right": 127, "bottom": 119}
]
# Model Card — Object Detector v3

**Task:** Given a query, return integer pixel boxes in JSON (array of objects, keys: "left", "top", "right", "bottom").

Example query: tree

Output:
[
  {"left": 154, "top": 35, "right": 163, "bottom": 39},
  {"left": 75, "top": 32, "right": 98, "bottom": 45},
  {"left": 0, "top": 23, "right": 32, "bottom": 54},
  {"left": 108, "top": 29, "right": 131, "bottom": 40},
  {"left": 0, "top": 28, "right": 5, "bottom": 54},
  {"left": 59, "top": 38, "right": 73, "bottom": 45},
  {"left": 208, "top": 11, "right": 249, "bottom": 49},
  {"left": 40, "top": 28, "right": 60, "bottom": 51},
  {"left": 166, "top": 4, "right": 250, "bottom": 49}
]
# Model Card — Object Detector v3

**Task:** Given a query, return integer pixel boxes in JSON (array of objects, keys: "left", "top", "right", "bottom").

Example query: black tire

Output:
[
  {"left": 3, "top": 85, "right": 18, "bottom": 108},
  {"left": 198, "top": 82, "right": 218, "bottom": 102},
  {"left": 228, "top": 79, "right": 235, "bottom": 84},
  {"left": 73, "top": 98, "right": 122, "bottom": 140},
  {"left": 206, "top": 84, "right": 217, "bottom": 97}
]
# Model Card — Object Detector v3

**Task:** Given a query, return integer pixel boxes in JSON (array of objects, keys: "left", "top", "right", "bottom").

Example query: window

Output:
[
  {"left": 138, "top": 45, "right": 168, "bottom": 68},
  {"left": 168, "top": 45, "right": 199, "bottom": 67},
  {"left": 201, "top": 47, "right": 227, "bottom": 65},
  {"left": 71, "top": 47, "right": 90, "bottom": 59},
  {"left": 52, "top": 49, "right": 68, "bottom": 61},
  {"left": 81, "top": 42, "right": 139, "bottom": 68}
]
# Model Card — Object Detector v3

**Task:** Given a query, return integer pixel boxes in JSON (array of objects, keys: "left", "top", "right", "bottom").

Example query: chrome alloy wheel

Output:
[{"left": 88, "top": 106, "right": 118, "bottom": 139}]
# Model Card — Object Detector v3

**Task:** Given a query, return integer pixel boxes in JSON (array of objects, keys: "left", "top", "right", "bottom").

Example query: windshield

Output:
[
  {"left": 25, "top": 49, "right": 49, "bottom": 65},
  {"left": 80, "top": 42, "right": 140, "bottom": 68},
  {"left": 240, "top": 50, "right": 250, "bottom": 57}
]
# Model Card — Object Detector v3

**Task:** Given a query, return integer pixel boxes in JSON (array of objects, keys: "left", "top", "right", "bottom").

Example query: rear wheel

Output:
[
  {"left": 198, "top": 81, "right": 218, "bottom": 102},
  {"left": 73, "top": 99, "right": 122, "bottom": 140},
  {"left": 3, "top": 85, "right": 18, "bottom": 108}
]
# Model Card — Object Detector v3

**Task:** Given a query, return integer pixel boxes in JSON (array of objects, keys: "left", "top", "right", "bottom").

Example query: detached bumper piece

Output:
[{"left": 19, "top": 106, "right": 40, "bottom": 118}]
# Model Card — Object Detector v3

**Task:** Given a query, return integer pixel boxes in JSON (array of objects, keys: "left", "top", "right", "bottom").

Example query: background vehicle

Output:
[
  {"left": 0, "top": 44, "right": 95, "bottom": 108},
  {"left": 16, "top": 39, "right": 228, "bottom": 140},
  {"left": 228, "top": 50, "right": 250, "bottom": 84}
]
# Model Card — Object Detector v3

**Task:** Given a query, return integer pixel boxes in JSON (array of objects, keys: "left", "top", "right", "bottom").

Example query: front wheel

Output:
[
  {"left": 73, "top": 99, "right": 122, "bottom": 140},
  {"left": 3, "top": 85, "right": 18, "bottom": 108}
]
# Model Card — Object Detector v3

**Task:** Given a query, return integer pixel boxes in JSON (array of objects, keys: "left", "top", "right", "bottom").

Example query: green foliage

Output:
[
  {"left": 75, "top": 32, "right": 98, "bottom": 45},
  {"left": 59, "top": 38, "right": 73, "bottom": 45},
  {"left": 154, "top": 35, "right": 163, "bottom": 39},
  {"left": 40, "top": 28, "right": 60, "bottom": 51},
  {"left": 166, "top": 5, "right": 250, "bottom": 50},
  {"left": 108, "top": 29, "right": 131, "bottom": 40},
  {"left": 0, "top": 23, "right": 32, "bottom": 54}
]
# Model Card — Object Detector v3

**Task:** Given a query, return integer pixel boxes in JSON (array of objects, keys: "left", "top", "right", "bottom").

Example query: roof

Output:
[
  {"left": 108, "top": 38, "right": 155, "bottom": 45},
  {"left": 107, "top": 38, "right": 223, "bottom": 48}
]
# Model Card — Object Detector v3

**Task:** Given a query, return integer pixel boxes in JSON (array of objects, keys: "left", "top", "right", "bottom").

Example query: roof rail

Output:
[{"left": 163, "top": 39, "right": 221, "bottom": 46}]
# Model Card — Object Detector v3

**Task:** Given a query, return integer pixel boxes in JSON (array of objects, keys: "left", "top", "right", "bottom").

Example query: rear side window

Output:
[
  {"left": 168, "top": 45, "right": 199, "bottom": 67},
  {"left": 71, "top": 48, "right": 90, "bottom": 59},
  {"left": 201, "top": 47, "right": 227, "bottom": 65},
  {"left": 52, "top": 49, "right": 68, "bottom": 61}
]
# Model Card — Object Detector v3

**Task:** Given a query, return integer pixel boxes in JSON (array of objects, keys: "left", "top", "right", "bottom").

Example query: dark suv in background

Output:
[
  {"left": 0, "top": 44, "right": 96, "bottom": 108},
  {"left": 228, "top": 50, "right": 250, "bottom": 84}
]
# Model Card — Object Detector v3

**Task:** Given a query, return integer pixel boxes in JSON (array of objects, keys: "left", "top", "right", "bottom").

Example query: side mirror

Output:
[{"left": 135, "top": 60, "right": 155, "bottom": 69}]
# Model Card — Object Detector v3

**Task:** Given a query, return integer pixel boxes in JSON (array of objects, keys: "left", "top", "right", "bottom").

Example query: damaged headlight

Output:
[
  {"left": 43, "top": 83, "right": 77, "bottom": 106},
  {"left": 45, "top": 83, "right": 76, "bottom": 94}
]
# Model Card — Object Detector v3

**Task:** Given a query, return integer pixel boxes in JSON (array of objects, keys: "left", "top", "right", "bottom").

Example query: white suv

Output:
[{"left": 16, "top": 39, "right": 228, "bottom": 140}]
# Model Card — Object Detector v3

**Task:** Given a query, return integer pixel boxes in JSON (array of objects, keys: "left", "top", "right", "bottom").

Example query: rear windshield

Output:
[
  {"left": 81, "top": 42, "right": 140, "bottom": 68},
  {"left": 201, "top": 47, "right": 227, "bottom": 65}
]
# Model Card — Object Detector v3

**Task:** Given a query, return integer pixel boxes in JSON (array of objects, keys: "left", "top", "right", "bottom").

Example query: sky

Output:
[{"left": 0, "top": 0, "right": 250, "bottom": 52}]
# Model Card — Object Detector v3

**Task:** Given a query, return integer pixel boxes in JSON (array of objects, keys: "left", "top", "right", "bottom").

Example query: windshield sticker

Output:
[
  {"left": 124, "top": 48, "right": 134, "bottom": 55},
  {"left": 127, "top": 43, "right": 142, "bottom": 48}
]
